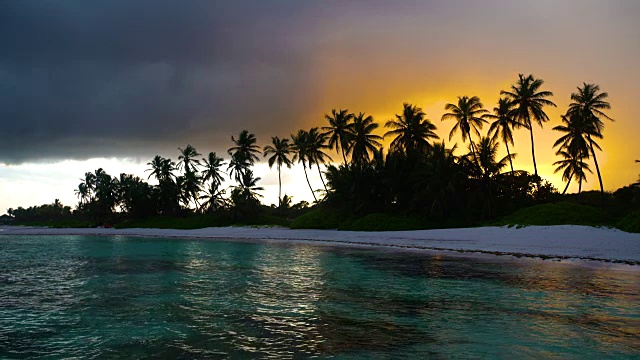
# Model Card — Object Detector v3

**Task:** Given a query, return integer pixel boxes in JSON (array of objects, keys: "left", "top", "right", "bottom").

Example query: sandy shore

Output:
[{"left": 1, "top": 225, "right": 639, "bottom": 264}]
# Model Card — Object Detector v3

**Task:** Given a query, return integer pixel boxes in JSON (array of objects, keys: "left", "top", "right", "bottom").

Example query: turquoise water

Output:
[{"left": 1, "top": 235, "right": 639, "bottom": 359}]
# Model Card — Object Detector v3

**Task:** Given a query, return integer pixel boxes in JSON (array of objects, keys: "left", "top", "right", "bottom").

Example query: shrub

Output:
[
  {"left": 289, "top": 209, "right": 342, "bottom": 229},
  {"left": 494, "top": 202, "right": 613, "bottom": 227},
  {"left": 617, "top": 211, "right": 640, "bottom": 233}
]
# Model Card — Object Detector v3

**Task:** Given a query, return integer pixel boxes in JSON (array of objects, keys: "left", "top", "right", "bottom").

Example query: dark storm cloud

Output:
[{"left": 0, "top": 0, "right": 323, "bottom": 163}]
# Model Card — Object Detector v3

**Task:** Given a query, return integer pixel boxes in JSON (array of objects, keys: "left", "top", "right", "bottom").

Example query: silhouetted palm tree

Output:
[
  {"left": 553, "top": 149, "right": 591, "bottom": 195},
  {"left": 228, "top": 130, "right": 261, "bottom": 165},
  {"left": 182, "top": 169, "right": 202, "bottom": 210},
  {"left": 177, "top": 145, "right": 202, "bottom": 174},
  {"left": 441, "top": 96, "right": 488, "bottom": 169},
  {"left": 82, "top": 172, "right": 97, "bottom": 200},
  {"left": 146, "top": 155, "right": 176, "bottom": 183},
  {"left": 306, "top": 127, "right": 332, "bottom": 192},
  {"left": 264, "top": 136, "right": 294, "bottom": 207},
  {"left": 566, "top": 83, "right": 613, "bottom": 199},
  {"left": 385, "top": 103, "right": 439, "bottom": 157},
  {"left": 485, "top": 98, "right": 519, "bottom": 173},
  {"left": 553, "top": 114, "right": 597, "bottom": 200},
  {"left": 474, "top": 136, "right": 516, "bottom": 177},
  {"left": 501, "top": 74, "right": 556, "bottom": 176},
  {"left": 201, "top": 152, "right": 226, "bottom": 190},
  {"left": 74, "top": 183, "right": 90, "bottom": 206},
  {"left": 228, "top": 152, "right": 250, "bottom": 184},
  {"left": 291, "top": 129, "right": 317, "bottom": 202},
  {"left": 322, "top": 109, "right": 354, "bottom": 165},
  {"left": 238, "top": 170, "right": 264, "bottom": 203},
  {"left": 200, "top": 183, "right": 227, "bottom": 212},
  {"left": 347, "top": 113, "right": 382, "bottom": 166}
]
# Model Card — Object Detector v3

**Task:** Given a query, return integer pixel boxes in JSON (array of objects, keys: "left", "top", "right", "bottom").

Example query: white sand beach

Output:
[{"left": 2, "top": 225, "right": 640, "bottom": 264}]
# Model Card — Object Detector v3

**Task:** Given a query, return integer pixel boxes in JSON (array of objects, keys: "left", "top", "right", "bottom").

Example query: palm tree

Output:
[
  {"left": 82, "top": 172, "right": 97, "bottom": 200},
  {"left": 485, "top": 98, "right": 520, "bottom": 173},
  {"left": 291, "top": 129, "right": 317, "bottom": 202},
  {"left": 347, "top": 113, "right": 382, "bottom": 166},
  {"left": 146, "top": 155, "right": 176, "bottom": 183},
  {"left": 553, "top": 113, "right": 597, "bottom": 200},
  {"left": 236, "top": 170, "right": 264, "bottom": 204},
  {"left": 177, "top": 145, "right": 202, "bottom": 174},
  {"left": 501, "top": 74, "right": 556, "bottom": 176},
  {"left": 553, "top": 149, "right": 591, "bottom": 195},
  {"left": 200, "top": 182, "right": 227, "bottom": 212},
  {"left": 228, "top": 152, "right": 251, "bottom": 184},
  {"left": 263, "top": 136, "right": 294, "bottom": 207},
  {"left": 322, "top": 109, "right": 354, "bottom": 165},
  {"left": 201, "top": 152, "right": 226, "bottom": 190},
  {"left": 474, "top": 136, "right": 517, "bottom": 178},
  {"left": 228, "top": 130, "right": 261, "bottom": 166},
  {"left": 306, "top": 127, "right": 332, "bottom": 192},
  {"left": 566, "top": 83, "right": 613, "bottom": 199},
  {"left": 74, "top": 183, "right": 90, "bottom": 206},
  {"left": 441, "top": 96, "right": 488, "bottom": 169},
  {"left": 385, "top": 103, "right": 439, "bottom": 156}
]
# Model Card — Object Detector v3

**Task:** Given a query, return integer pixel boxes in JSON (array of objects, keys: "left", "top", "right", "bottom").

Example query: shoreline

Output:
[{"left": 1, "top": 225, "right": 640, "bottom": 267}]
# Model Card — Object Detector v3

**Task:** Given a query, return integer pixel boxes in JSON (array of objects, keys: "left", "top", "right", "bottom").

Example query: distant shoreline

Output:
[{"left": 2, "top": 225, "right": 640, "bottom": 266}]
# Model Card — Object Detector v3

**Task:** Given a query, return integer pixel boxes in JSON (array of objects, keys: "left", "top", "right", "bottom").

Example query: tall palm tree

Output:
[
  {"left": 385, "top": 103, "right": 439, "bottom": 156},
  {"left": 322, "top": 109, "right": 354, "bottom": 165},
  {"left": 306, "top": 127, "right": 332, "bottom": 192},
  {"left": 566, "top": 83, "right": 613, "bottom": 199},
  {"left": 501, "top": 74, "right": 556, "bottom": 176},
  {"left": 228, "top": 130, "right": 261, "bottom": 166},
  {"left": 263, "top": 136, "right": 294, "bottom": 207},
  {"left": 201, "top": 152, "right": 226, "bottom": 190},
  {"left": 291, "top": 129, "right": 317, "bottom": 202},
  {"left": 485, "top": 98, "right": 520, "bottom": 173},
  {"left": 553, "top": 149, "right": 591, "bottom": 195},
  {"left": 347, "top": 113, "right": 382, "bottom": 166},
  {"left": 441, "top": 96, "right": 488, "bottom": 169},
  {"left": 177, "top": 145, "right": 202, "bottom": 174}
]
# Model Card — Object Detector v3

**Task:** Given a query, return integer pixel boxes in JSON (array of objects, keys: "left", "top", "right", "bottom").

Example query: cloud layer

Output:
[{"left": 1, "top": 0, "right": 638, "bottom": 170}]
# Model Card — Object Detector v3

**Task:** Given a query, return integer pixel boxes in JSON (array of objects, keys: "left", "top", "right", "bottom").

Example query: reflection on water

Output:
[{"left": 0, "top": 235, "right": 639, "bottom": 358}]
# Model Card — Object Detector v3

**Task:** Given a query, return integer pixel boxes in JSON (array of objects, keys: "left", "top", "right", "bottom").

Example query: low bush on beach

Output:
[
  {"left": 289, "top": 209, "right": 343, "bottom": 229},
  {"left": 617, "top": 211, "right": 640, "bottom": 233},
  {"left": 493, "top": 202, "right": 613, "bottom": 227}
]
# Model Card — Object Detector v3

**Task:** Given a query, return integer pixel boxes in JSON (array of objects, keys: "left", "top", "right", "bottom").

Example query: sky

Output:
[{"left": 1, "top": 0, "right": 639, "bottom": 212}]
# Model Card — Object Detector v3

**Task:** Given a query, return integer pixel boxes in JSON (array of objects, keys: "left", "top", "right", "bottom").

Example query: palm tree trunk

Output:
[
  {"left": 316, "top": 162, "right": 328, "bottom": 192},
  {"left": 529, "top": 127, "right": 538, "bottom": 176},
  {"left": 505, "top": 141, "right": 514, "bottom": 173},
  {"left": 302, "top": 162, "right": 317, "bottom": 202},
  {"left": 562, "top": 173, "right": 572, "bottom": 195},
  {"left": 578, "top": 161, "right": 583, "bottom": 204},
  {"left": 340, "top": 142, "right": 348, "bottom": 166},
  {"left": 587, "top": 136, "right": 605, "bottom": 206},
  {"left": 277, "top": 163, "right": 282, "bottom": 208},
  {"left": 468, "top": 134, "right": 481, "bottom": 173}
]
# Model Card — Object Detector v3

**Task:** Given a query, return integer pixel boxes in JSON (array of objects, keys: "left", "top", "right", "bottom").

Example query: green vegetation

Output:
[
  {"left": 7, "top": 75, "right": 639, "bottom": 233},
  {"left": 289, "top": 209, "right": 343, "bottom": 229},
  {"left": 617, "top": 211, "right": 640, "bottom": 233},
  {"left": 493, "top": 202, "right": 613, "bottom": 227}
]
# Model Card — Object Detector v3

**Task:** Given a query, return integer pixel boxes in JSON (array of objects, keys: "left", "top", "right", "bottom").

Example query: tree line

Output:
[{"left": 7, "top": 73, "right": 634, "bottom": 226}]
